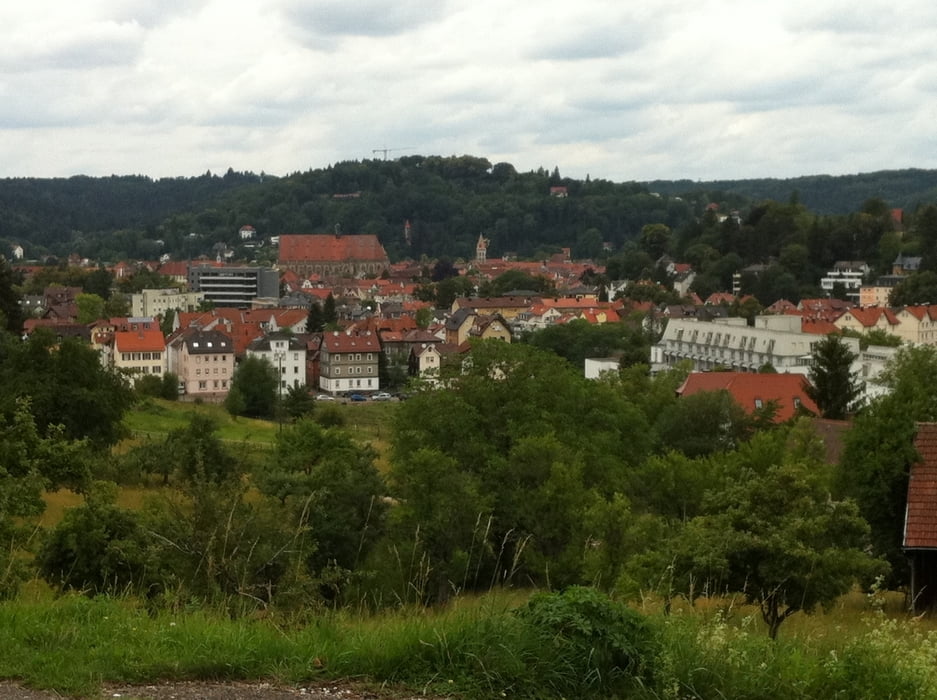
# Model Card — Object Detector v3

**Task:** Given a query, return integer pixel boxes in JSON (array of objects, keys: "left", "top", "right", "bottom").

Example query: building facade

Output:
[
  {"left": 318, "top": 331, "right": 381, "bottom": 394},
  {"left": 131, "top": 288, "right": 205, "bottom": 318},
  {"left": 167, "top": 328, "right": 235, "bottom": 399},
  {"left": 651, "top": 315, "right": 831, "bottom": 374},
  {"left": 245, "top": 332, "right": 307, "bottom": 395},
  {"left": 113, "top": 328, "right": 167, "bottom": 383},
  {"left": 187, "top": 265, "right": 279, "bottom": 308}
]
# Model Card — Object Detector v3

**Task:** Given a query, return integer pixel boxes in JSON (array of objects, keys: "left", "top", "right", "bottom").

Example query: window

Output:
[
  {"left": 367, "top": 353, "right": 372, "bottom": 361},
  {"left": 198, "top": 381, "right": 207, "bottom": 389},
  {"left": 336, "top": 368, "right": 341, "bottom": 375},
  {"left": 368, "top": 366, "right": 373, "bottom": 374},
  {"left": 196, "top": 369, "right": 201, "bottom": 376},
  {"left": 355, "top": 353, "right": 361, "bottom": 361},
  {"left": 754, "top": 398, "right": 763, "bottom": 409}
]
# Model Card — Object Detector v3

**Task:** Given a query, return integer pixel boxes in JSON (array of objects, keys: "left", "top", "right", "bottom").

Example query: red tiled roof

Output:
[
  {"left": 904, "top": 423, "right": 937, "bottom": 549},
  {"left": 677, "top": 372, "right": 819, "bottom": 423},
  {"left": 278, "top": 234, "right": 388, "bottom": 263},
  {"left": 114, "top": 329, "right": 166, "bottom": 352},
  {"left": 321, "top": 331, "right": 381, "bottom": 353},
  {"left": 157, "top": 261, "right": 189, "bottom": 277},
  {"left": 802, "top": 318, "right": 841, "bottom": 335}
]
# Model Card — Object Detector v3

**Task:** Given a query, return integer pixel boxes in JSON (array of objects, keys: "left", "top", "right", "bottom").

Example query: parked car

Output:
[
  {"left": 315, "top": 394, "right": 335, "bottom": 401},
  {"left": 348, "top": 393, "right": 367, "bottom": 402},
  {"left": 372, "top": 392, "right": 393, "bottom": 401}
]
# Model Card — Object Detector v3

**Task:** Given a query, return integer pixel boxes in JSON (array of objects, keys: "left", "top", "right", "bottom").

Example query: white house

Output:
[{"left": 245, "top": 332, "right": 307, "bottom": 395}]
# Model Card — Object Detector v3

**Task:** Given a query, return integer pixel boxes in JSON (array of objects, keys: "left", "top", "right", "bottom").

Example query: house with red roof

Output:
[
  {"left": 904, "top": 423, "right": 937, "bottom": 611},
  {"left": 113, "top": 328, "right": 167, "bottom": 384},
  {"left": 834, "top": 307, "right": 900, "bottom": 337},
  {"left": 677, "top": 372, "right": 818, "bottom": 423}
]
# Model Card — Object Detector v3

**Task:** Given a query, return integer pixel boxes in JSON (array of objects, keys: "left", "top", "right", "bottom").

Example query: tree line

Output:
[{"left": 1, "top": 321, "right": 922, "bottom": 638}]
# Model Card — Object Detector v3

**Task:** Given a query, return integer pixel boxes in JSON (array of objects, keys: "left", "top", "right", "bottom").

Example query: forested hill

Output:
[
  {"left": 647, "top": 169, "right": 937, "bottom": 216},
  {"left": 1, "top": 157, "right": 936, "bottom": 263}
]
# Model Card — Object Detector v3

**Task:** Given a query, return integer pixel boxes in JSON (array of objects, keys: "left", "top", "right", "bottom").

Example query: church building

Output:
[{"left": 278, "top": 233, "right": 389, "bottom": 277}]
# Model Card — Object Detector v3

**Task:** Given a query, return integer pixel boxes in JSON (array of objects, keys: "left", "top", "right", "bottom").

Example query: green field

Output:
[{"left": 122, "top": 398, "right": 396, "bottom": 461}]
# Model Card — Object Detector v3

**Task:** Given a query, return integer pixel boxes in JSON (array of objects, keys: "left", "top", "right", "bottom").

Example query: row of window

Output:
[
  {"left": 195, "top": 355, "right": 228, "bottom": 363},
  {"left": 333, "top": 353, "right": 373, "bottom": 362},
  {"left": 121, "top": 352, "right": 162, "bottom": 361},
  {"left": 196, "top": 380, "right": 229, "bottom": 390},
  {"left": 195, "top": 367, "right": 228, "bottom": 376},
  {"left": 334, "top": 366, "right": 373, "bottom": 375}
]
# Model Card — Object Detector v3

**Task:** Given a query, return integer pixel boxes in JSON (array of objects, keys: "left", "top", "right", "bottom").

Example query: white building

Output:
[
  {"left": 245, "top": 332, "right": 307, "bottom": 396},
  {"left": 652, "top": 314, "right": 895, "bottom": 407},
  {"left": 131, "top": 288, "right": 205, "bottom": 319},
  {"left": 652, "top": 315, "right": 823, "bottom": 374},
  {"left": 820, "top": 261, "right": 869, "bottom": 302}
]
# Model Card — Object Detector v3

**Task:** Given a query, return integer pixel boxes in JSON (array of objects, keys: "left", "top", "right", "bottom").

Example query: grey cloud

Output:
[
  {"left": 0, "top": 21, "right": 144, "bottom": 72},
  {"left": 527, "top": 26, "right": 647, "bottom": 61},
  {"left": 279, "top": 0, "right": 450, "bottom": 40}
]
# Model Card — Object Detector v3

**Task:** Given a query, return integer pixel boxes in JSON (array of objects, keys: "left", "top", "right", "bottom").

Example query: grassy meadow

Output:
[{"left": 3, "top": 588, "right": 937, "bottom": 699}]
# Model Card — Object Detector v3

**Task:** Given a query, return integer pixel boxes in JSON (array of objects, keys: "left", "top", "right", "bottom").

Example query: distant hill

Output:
[
  {"left": 644, "top": 169, "right": 937, "bottom": 215},
  {"left": 2, "top": 159, "right": 937, "bottom": 263}
]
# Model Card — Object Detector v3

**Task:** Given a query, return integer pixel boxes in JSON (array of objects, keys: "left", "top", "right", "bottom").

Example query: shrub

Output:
[
  {"left": 516, "top": 586, "right": 659, "bottom": 696},
  {"left": 37, "top": 481, "right": 151, "bottom": 596}
]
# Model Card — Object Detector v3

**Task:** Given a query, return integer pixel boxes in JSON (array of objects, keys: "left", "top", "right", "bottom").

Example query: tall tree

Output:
[
  {"left": 806, "top": 334, "right": 862, "bottom": 419},
  {"left": 323, "top": 293, "right": 338, "bottom": 326},
  {"left": 225, "top": 355, "right": 279, "bottom": 419},
  {"left": 0, "top": 258, "right": 23, "bottom": 332},
  {"left": 307, "top": 301, "right": 325, "bottom": 333}
]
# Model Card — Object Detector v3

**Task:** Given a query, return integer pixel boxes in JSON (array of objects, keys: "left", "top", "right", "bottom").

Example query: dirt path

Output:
[{"left": 0, "top": 680, "right": 451, "bottom": 699}]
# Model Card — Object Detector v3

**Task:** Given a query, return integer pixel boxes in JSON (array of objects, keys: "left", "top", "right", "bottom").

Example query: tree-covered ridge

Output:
[
  {"left": 648, "top": 168, "right": 937, "bottom": 215},
  {"left": 4, "top": 157, "right": 937, "bottom": 270}
]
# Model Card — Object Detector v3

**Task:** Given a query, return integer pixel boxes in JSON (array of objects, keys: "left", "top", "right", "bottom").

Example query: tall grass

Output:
[{"left": 4, "top": 589, "right": 937, "bottom": 699}]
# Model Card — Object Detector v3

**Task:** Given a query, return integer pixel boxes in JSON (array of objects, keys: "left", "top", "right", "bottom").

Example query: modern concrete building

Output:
[{"left": 187, "top": 265, "right": 279, "bottom": 308}]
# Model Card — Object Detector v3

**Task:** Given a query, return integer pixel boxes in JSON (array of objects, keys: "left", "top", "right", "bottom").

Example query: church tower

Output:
[{"left": 476, "top": 233, "right": 489, "bottom": 263}]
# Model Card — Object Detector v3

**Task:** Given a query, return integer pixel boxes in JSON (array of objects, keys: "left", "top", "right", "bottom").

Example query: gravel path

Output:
[{"left": 0, "top": 680, "right": 452, "bottom": 700}]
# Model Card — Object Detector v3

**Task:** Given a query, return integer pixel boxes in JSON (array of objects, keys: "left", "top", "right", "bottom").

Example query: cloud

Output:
[{"left": 279, "top": 0, "right": 451, "bottom": 42}]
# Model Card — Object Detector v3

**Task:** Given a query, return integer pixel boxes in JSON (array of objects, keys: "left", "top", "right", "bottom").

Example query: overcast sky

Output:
[{"left": 2, "top": 0, "right": 936, "bottom": 183}]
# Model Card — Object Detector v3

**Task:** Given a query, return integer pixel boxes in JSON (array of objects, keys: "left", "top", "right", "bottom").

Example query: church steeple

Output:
[{"left": 476, "top": 233, "right": 489, "bottom": 263}]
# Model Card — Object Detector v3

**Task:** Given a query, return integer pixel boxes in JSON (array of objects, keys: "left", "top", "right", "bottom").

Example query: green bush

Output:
[
  {"left": 37, "top": 481, "right": 151, "bottom": 596},
  {"left": 516, "top": 586, "right": 659, "bottom": 696}
]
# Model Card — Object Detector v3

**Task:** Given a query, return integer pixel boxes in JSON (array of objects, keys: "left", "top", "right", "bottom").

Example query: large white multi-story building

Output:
[
  {"left": 652, "top": 314, "right": 896, "bottom": 406},
  {"left": 652, "top": 315, "right": 823, "bottom": 374}
]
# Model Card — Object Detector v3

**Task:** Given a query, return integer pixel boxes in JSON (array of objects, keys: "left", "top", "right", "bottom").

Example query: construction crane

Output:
[{"left": 372, "top": 147, "right": 414, "bottom": 160}]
